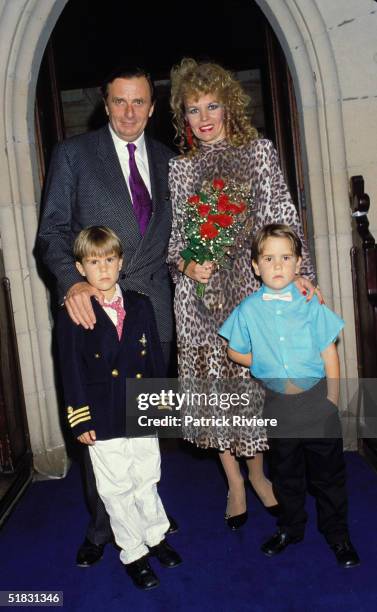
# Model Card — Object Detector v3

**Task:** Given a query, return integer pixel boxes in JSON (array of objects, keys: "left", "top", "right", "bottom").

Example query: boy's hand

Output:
[
  {"left": 77, "top": 430, "right": 96, "bottom": 445},
  {"left": 65, "top": 282, "right": 104, "bottom": 329},
  {"left": 295, "top": 276, "right": 324, "bottom": 304},
  {"left": 321, "top": 343, "right": 340, "bottom": 406},
  {"left": 326, "top": 377, "right": 339, "bottom": 407},
  {"left": 327, "top": 395, "right": 338, "bottom": 407}
]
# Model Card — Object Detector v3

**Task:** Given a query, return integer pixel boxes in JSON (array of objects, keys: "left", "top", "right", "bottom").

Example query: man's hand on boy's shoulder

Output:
[
  {"left": 77, "top": 430, "right": 96, "bottom": 445},
  {"left": 65, "top": 282, "right": 104, "bottom": 329}
]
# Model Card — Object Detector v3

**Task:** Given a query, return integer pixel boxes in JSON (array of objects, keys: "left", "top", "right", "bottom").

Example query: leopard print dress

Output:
[{"left": 168, "top": 138, "right": 315, "bottom": 456}]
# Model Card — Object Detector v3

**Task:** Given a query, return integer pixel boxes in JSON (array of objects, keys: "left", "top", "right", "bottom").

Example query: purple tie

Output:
[{"left": 127, "top": 143, "right": 152, "bottom": 235}]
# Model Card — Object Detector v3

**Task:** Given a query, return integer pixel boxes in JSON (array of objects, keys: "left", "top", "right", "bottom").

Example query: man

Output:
[{"left": 38, "top": 66, "right": 177, "bottom": 570}]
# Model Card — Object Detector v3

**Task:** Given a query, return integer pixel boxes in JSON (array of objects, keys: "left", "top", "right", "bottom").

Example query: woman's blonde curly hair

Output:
[{"left": 170, "top": 58, "right": 258, "bottom": 155}]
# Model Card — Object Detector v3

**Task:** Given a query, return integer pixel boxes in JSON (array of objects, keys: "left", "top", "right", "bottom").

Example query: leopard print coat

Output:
[{"left": 168, "top": 138, "right": 316, "bottom": 456}]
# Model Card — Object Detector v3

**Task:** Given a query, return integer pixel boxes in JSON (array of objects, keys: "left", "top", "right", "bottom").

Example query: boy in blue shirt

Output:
[{"left": 219, "top": 223, "right": 359, "bottom": 568}]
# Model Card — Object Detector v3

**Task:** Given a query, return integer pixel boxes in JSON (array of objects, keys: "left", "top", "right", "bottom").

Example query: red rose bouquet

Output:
[{"left": 180, "top": 177, "right": 253, "bottom": 298}]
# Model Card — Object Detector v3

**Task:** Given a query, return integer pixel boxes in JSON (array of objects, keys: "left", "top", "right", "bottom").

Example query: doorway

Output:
[{"left": 35, "top": 0, "right": 311, "bottom": 239}]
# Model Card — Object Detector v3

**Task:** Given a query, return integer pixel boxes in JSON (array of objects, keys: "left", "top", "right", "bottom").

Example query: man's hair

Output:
[
  {"left": 74, "top": 226, "right": 123, "bottom": 262},
  {"left": 251, "top": 223, "right": 302, "bottom": 260},
  {"left": 100, "top": 65, "right": 154, "bottom": 100}
]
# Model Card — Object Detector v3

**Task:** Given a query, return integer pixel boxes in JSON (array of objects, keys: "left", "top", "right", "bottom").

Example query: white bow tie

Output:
[{"left": 262, "top": 291, "right": 292, "bottom": 302}]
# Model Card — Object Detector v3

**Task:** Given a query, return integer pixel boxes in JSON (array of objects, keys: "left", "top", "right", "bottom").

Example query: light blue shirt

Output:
[{"left": 219, "top": 283, "right": 344, "bottom": 392}]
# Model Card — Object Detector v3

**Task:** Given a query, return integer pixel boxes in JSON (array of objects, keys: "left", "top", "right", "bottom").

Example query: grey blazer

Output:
[{"left": 38, "top": 125, "right": 174, "bottom": 342}]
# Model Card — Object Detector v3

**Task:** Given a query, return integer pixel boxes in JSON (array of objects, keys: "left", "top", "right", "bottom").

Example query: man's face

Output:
[{"left": 104, "top": 76, "right": 154, "bottom": 142}]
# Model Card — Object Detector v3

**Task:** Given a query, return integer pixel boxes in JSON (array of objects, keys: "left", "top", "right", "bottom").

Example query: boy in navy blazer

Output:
[{"left": 57, "top": 226, "right": 181, "bottom": 590}]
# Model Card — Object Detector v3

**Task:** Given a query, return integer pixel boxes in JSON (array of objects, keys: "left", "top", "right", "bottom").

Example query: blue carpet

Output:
[{"left": 0, "top": 448, "right": 375, "bottom": 611}]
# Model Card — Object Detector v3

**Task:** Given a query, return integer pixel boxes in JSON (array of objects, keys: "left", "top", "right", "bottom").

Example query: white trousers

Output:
[{"left": 89, "top": 437, "right": 170, "bottom": 564}]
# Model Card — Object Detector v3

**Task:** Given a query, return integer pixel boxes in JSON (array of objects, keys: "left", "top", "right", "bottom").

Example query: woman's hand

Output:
[
  {"left": 178, "top": 258, "right": 215, "bottom": 283},
  {"left": 295, "top": 276, "right": 324, "bottom": 304}
]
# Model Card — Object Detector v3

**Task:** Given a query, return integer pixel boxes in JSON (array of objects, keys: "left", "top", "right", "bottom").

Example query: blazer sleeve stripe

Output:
[
  {"left": 69, "top": 415, "right": 92, "bottom": 428},
  {"left": 67, "top": 405, "right": 90, "bottom": 417}
]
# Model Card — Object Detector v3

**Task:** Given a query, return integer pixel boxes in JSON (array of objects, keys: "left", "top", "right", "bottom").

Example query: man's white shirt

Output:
[{"left": 108, "top": 124, "right": 152, "bottom": 200}]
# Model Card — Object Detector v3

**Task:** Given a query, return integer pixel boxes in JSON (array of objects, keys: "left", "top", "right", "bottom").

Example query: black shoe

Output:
[
  {"left": 166, "top": 515, "right": 179, "bottom": 535},
  {"left": 248, "top": 481, "right": 281, "bottom": 517},
  {"left": 76, "top": 538, "right": 105, "bottom": 567},
  {"left": 330, "top": 539, "right": 360, "bottom": 568},
  {"left": 261, "top": 531, "right": 303, "bottom": 557},
  {"left": 126, "top": 555, "right": 160, "bottom": 590},
  {"left": 265, "top": 504, "right": 281, "bottom": 517},
  {"left": 225, "top": 511, "right": 248, "bottom": 531},
  {"left": 149, "top": 538, "right": 182, "bottom": 568}
]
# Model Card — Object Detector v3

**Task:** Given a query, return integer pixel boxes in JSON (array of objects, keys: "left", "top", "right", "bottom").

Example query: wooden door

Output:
[
  {"left": 263, "top": 23, "right": 310, "bottom": 239},
  {"left": 0, "top": 252, "right": 33, "bottom": 525}
]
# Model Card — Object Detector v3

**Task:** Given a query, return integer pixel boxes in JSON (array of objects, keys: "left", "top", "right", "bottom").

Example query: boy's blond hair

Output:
[{"left": 74, "top": 226, "right": 123, "bottom": 262}]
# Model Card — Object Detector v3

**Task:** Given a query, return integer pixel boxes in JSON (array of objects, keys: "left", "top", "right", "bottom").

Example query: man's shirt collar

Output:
[{"left": 108, "top": 124, "right": 147, "bottom": 158}]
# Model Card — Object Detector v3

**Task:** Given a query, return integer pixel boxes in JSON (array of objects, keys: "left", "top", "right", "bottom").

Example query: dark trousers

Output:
[
  {"left": 82, "top": 341, "right": 172, "bottom": 545},
  {"left": 265, "top": 381, "right": 349, "bottom": 545}
]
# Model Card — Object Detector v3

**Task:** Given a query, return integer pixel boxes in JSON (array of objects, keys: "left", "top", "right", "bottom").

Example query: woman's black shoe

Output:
[
  {"left": 248, "top": 480, "right": 281, "bottom": 516},
  {"left": 265, "top": 504, "right": 281, "bottom": 517},
  {"left": 225, "top": 511, "right": 248, "bottom": 530}
]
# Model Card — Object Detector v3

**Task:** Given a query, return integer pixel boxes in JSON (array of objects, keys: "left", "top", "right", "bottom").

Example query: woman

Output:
[{"left": 168, "top": 58, "right": 316, "bottom": 528}]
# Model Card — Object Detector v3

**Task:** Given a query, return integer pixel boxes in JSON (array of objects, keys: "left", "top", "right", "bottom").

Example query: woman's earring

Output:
[{"left": 185, "top": 123, "right": 193, "bottom": 148}]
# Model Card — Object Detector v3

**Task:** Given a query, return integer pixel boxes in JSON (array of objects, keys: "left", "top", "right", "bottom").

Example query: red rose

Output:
[
  {"left": 197, "top": 204, "right": 211, "bottom": 217},
  {"left": 226, "top": 202, "right": 247, "bottom": 214},
  {"left": 213, "top": 178, "right": 225, "bottom": 191},
  {"left": 200, "top": 221, "right": 219, "bottom": 239},
  {"left": 188, "top": 194, "right": 200, "bottom": 205},
  {"left": 208, "top": 214, "right": 234, "bottom": 228},
  {"left": 217, "top": 193, "right": 230, "bottom": 212},
  {"left": 224, "top": 203, "right": 238, "bottom": 214}
]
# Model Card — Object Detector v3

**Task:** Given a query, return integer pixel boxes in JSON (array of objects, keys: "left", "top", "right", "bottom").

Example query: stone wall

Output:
[{"left": 0, "top": 0, "right": 375, "bottom": 469}]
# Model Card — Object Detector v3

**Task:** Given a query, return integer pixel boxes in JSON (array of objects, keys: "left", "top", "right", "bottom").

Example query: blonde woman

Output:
[{"left": 168, "top": 58, "right": 317, "bottom": 529}]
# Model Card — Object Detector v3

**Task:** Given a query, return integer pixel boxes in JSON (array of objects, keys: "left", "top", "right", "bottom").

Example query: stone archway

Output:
[
  {"left": 0, "top": 0, "right": 69, "bottom": 476},
  {"left": 0, "top": 0, "right": 361, "bottom": 476},
  {"left": 256, "top": 0, "right": 358, "bottom": 412}
]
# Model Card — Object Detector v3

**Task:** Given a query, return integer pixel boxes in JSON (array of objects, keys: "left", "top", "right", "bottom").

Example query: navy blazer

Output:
[
  {"left": 38, "top": 125, "right": 174, "bottom": 342},
  {"left": 56, "top": 290, "right": 165, "bottom": 440}
]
